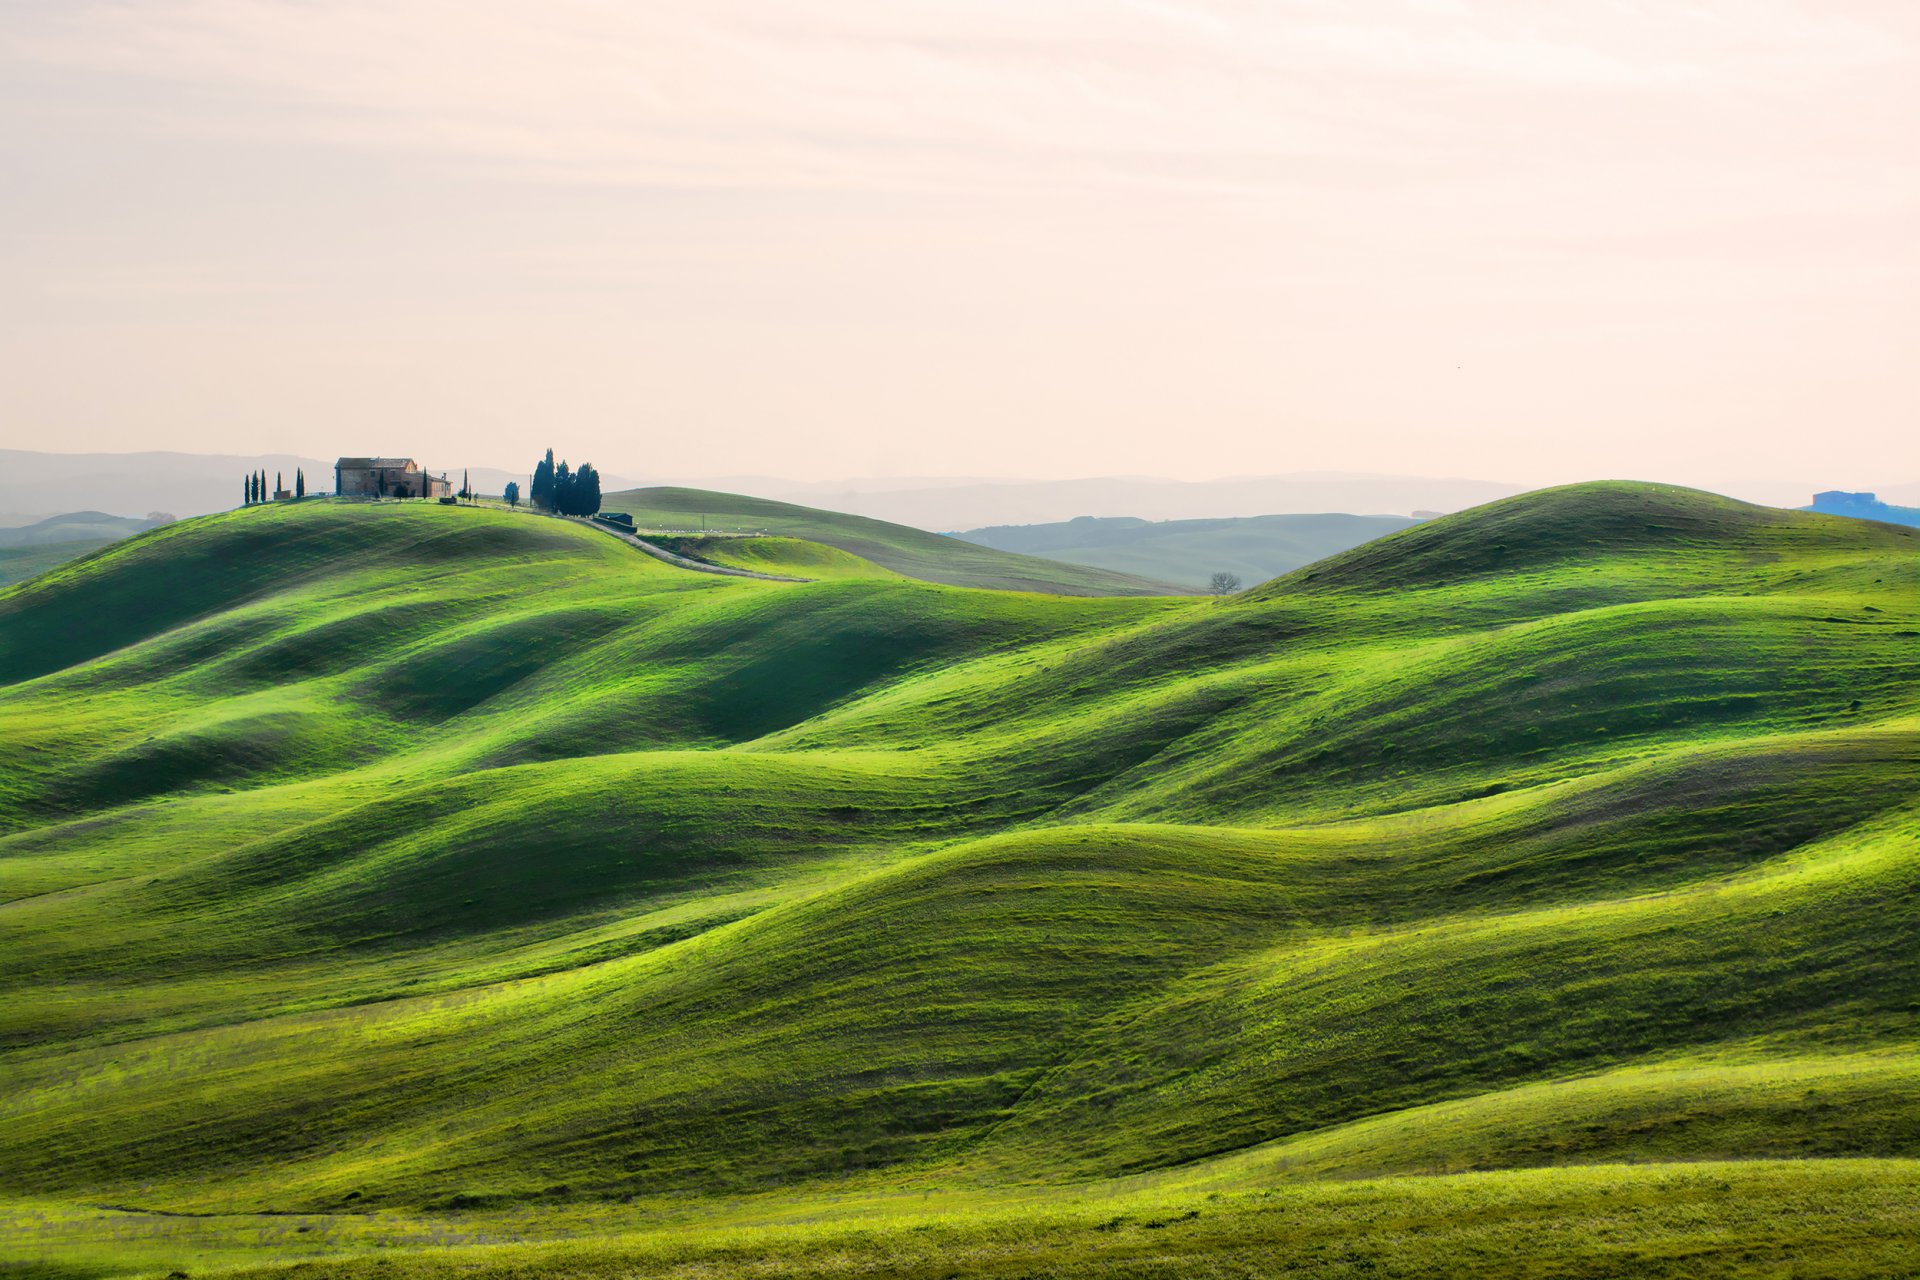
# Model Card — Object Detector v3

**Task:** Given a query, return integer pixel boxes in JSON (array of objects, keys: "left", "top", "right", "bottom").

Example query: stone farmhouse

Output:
[{"left": 335, "top": 457, "right": 453, "bottom": 499}]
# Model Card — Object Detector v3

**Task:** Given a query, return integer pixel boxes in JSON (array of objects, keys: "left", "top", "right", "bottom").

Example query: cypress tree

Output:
[
  {"left": 244, "top": 474, "right": 252, "bottom": 505},
  {"left": 275, "top": 471, "right": 282, "bottom": 500},
  {"left": 531, "top": 449, "right": 556, "bottom": 510},
  {"left": 296, "top": 468, "right": 305, "bottom": 498},
  {"left": 576, "top": 462, "right": 602, "bottom": 516}
]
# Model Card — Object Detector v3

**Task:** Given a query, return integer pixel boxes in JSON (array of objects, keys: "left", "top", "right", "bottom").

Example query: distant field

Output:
[
  {"left": 954, "top": 511, "right": 1418, "bottom": 589},
  {"left": 602, "top": 484, "right": 1188, "bottom": 593},
  {"left": 0, "top": 510, "right": 163, "bottom": 587},
  {"left": 2, "top": 483, "right": 1917, "bottom": 1278},
  {"left": 0, "top": 509, "right": 165, "bottom": 548},
  {"left": 0, "top": 538, "right": 115, "bottom": 588}
]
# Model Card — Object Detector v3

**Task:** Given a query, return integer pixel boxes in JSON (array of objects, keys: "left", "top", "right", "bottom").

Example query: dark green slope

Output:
[
  {"left": 602, "top": 485, "right": 1187, "bottom": 594},
  {"left": 2, "top": 482, "right": 1918, "bottom": 1277},
  {"left": 0, "top": 501, "right": 631, "bottom": 685}
]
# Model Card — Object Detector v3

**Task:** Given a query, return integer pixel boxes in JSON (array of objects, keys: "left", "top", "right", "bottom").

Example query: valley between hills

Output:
[{"left": 2, "top": 481, "right": 1917, "bottom": 1279}]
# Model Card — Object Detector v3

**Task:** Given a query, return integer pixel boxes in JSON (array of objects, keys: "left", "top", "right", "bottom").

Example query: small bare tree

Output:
[{"left": 1209, "top": 571, "right": 1243, "bottom": 596}]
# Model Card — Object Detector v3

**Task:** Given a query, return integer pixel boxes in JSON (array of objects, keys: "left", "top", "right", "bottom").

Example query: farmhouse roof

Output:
[{"left": 335, "top": 457, "right": 419, "bottom": 470}]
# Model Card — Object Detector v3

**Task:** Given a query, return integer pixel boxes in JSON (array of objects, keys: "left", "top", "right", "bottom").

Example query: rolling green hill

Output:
[
  {"left": 2, "top": 483, "right": 1918, "bottom": 1279},
  {"left": 641, "top": 533, "right": 903, "bottom": 580},
  {"left": 602, "top": 484, "right": 1186, "bottom": 594},
  {"left": 954, "top": 511, "right": 1418, "bottom": 590}
]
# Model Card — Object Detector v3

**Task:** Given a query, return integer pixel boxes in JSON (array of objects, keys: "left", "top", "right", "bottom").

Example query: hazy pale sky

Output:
[{"left": 2, "top": 1, "right": 1915, "bottom": 487}]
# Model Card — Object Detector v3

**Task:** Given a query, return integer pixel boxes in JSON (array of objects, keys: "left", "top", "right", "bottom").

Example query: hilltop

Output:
[{"left": 1, "top": 483, "right": 1918, "bottom": 1278}]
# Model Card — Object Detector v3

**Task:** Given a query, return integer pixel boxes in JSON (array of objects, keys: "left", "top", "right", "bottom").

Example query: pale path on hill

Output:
[{"left": 557, "top": 513, "right": 807, "bottom": 582}]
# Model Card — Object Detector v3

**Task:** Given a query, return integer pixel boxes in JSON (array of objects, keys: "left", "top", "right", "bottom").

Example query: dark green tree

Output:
[
  {"left": 531, "top": 449, "right": 556, "bottom": 510},
  {"left": 503, "top": 480, "right": 519, "bottom": 508},
  {"left": 572, "top": 462, "right": 602, "bottom": 516},
  {"left": 244, "top": 473, "right": 252, "bottom": 505},
  {"left": 295, "top": 468, "right": 305, "bottom": 498}
]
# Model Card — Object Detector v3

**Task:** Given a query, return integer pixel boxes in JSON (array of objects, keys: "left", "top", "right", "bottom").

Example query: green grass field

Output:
[{"left": 1, "top": 482, "right": 1917, "bottom": 1278}]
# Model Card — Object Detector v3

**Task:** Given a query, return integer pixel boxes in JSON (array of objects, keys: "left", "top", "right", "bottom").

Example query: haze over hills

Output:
[
  {"left": 13, "top": 449, "right": 1912, "bottom": 534},
  {"left": 953, "top": 512, "right": 1420, "bottom": 592},
  {"left": 680, "top": 473, "right": 1920, "bottom": 530},
  {"left": 739, "top": 473, "right": 1527, "bottom": 527},
  {"left": 0, "top": 511, "right": 170, "bottom": 547},
  {"left": 2, "top": 482, "right": 1917, "bottom": 1277}
]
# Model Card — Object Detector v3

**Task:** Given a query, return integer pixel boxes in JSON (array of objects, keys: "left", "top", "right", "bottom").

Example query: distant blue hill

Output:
[
  {"left": 0, "top": 510, "right": 169, "bottom": 548},
  {"left": 1801, "top": 491, "right": 1920, "bottom": 528}
]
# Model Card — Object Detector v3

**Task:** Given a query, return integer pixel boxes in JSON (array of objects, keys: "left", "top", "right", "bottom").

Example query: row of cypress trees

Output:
[
  {"left": 528, "top": 449, "right": 602, "bottom": 516},
  {"left": 242, "top": 468, "right": 305, "bottom": 505}
]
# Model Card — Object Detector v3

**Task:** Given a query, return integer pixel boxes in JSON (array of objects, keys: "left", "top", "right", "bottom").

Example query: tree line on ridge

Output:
[
  {"left": 242, "top": 469, "right": 304, "bottom": 505},
  {"left": 524, "top": 449, "right": 602, "bottom": 516}
]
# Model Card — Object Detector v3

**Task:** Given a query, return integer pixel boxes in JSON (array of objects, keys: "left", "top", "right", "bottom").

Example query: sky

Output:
[{"left": 2, "top": 1, "right": 1915, "bottom": 489}]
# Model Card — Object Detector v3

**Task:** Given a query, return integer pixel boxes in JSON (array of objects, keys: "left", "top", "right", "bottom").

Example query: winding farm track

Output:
[{"left": 560, "top": 513, "right": 809, "bottom": 582}]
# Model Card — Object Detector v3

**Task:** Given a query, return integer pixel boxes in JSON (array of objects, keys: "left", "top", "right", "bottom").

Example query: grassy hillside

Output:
[
  {"left": 642, "top": 533, "right": 902, "bottom": 580},
  {"left": 954, "top": 511, "right": 1417, "bottom": 590},
  {"left": 2, "top": 483, "right": 1918, "bottom": 1278},
  {"left": 602, "top": 485, "right": 1186, "bottom": 594}
]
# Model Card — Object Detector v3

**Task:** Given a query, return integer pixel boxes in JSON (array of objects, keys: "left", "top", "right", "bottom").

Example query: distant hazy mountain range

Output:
[
  {"left": 662, "top": 473, "right": 1920, "bottom": 531},
  {"left": 727, "top": 474, "right": 1525, "bottom": 529},
  {"left": 954, "top": 512, "right": 1419, "bottom": 591},
  {"left": 6, "top": 449, "right": 1915, "bottom": 538}
]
